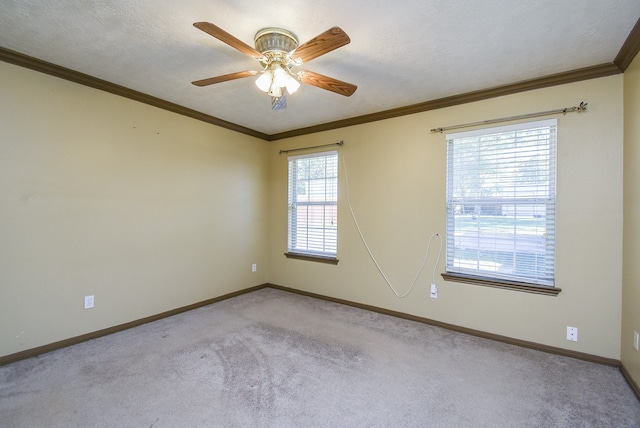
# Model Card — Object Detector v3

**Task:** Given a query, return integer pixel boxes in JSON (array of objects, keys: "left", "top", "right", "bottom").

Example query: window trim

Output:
[
  {"left": 287, "top": 150, "right": 339, "bottom": 258},
  {"left": 445, "top": 119, "right": 557, "bottom": 291},
  {"left": 441, "top": 272, "right": 561, "bottom": 296},
  {"left": 284, "top": 252, "right": 339, "bottom": 264}
]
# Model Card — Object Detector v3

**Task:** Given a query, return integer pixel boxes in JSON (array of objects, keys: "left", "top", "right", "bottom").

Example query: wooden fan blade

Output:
[
  {"left": 193, "top": 22, "right": 263, "bottom": 59},
  {"left": 297, "top": 70, "right": 357, "bottom": 97},
  {"left": 290, "top": 27, "right": 350, "bottom": 64},
  {"left": 192, "top": 70, "right": 259, "bottom": 87}
]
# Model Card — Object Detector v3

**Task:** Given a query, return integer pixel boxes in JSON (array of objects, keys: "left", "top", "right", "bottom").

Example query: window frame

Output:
[
  {"left": 442, "top": 119, "right": 559, "bottom": 295},
  {"left": 286, "top": 150, "right": 339, "bottom": 263}
]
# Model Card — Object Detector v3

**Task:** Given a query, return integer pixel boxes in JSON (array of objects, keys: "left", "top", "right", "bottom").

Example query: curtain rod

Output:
[
  {"left": 430, "top": 101, "right": 587, "bottom": 133},
  {"left": 279, "top": 140, "right": 344, "bottom": 154}
]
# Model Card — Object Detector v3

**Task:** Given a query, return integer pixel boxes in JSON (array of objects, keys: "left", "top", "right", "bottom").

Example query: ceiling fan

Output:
[{"left": 191, "top": 22, "right": 357, "bottom": 110}]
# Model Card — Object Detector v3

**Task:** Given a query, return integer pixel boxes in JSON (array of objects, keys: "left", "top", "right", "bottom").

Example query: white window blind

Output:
[
  {"left": 288, "top": 151, "right": 338, "bottom": 257},
  {"left": 445, "top": 119, "right": 557, "bottom": 286}
]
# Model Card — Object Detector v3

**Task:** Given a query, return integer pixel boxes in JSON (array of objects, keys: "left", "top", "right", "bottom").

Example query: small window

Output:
[
  {"left": 445, "top": 119, "right": 556, "bottom": 287},
  {"left": 287, "top": 151, "right": 338, "bottom": 258}
]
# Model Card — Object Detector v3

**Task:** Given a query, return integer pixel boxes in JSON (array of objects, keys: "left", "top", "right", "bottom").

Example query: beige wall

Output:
[
  {"left": 268, "top": 76, "right": 624, "bottom": 359},
  {"left": 0, "top": 62, "right": 270, "bottom": 358},
  {"left": 623, "top": 54, "right": 640, "bottom": 385},
  {"left": 0, "top": 58, "right": 629, "bottom": 363}
]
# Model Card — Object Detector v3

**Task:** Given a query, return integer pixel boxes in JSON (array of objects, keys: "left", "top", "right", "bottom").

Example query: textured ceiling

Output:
[{"left": 1, "top": 1, "right": 639, "bottom": 136}]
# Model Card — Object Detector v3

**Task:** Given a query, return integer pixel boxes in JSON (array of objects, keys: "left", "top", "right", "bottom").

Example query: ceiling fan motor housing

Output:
[{"left": 254, "top": 28, "right": 299, "bottom": 63}]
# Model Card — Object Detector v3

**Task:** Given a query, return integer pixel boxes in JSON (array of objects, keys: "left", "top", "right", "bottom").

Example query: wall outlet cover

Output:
[
  {"left": 84, "top": 295, "right": 94, "bottom": 309},
  {"left": 430, "top": 283, "right": 438, "bottom": 299}
]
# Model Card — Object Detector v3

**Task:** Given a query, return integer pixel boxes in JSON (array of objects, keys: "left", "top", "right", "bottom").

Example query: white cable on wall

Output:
[{"left": 342, "top": 155, "right": 443, "bottom": 298}]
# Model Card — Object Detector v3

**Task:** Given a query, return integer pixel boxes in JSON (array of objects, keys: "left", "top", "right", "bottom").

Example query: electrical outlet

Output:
[
  {"left": 430, "top": 283, "right": 438, "bottom": 299},
  {"left": 567, "top": 326, "right": 578, "bottom": 342},
  {"left": 251, "top": 263, "right": 257, "bottom": 272},
  {"left": 84, "top": 295, "right": 94, "bottom": 309},
  {"left": 634, "top": 331, "right": 639, "bottom": 351}
]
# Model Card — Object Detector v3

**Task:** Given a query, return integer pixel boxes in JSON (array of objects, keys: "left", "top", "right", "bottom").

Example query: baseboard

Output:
[
  {"left": 4, "top": 282, "right": 639, "bottom": 402},
  {"left": 265, "top": 284, "right": 621, "bottom": 367},
  {"left": 0, "top": 284, "right": 268, "bottom": 367},
  {"left": 620, "top": 363, "right": 640, "bottom": 401},
  {"left": 268, "top": 283, "right": 640, "bottom": 400}
]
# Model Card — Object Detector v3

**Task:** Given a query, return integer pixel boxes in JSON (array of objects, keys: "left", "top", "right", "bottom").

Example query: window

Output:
[
  {"left": 287, "top": 151, "right": 338, "bottom": 259},
  {"left": 445, "top": 119, "right": 556, "bottom": 289}
]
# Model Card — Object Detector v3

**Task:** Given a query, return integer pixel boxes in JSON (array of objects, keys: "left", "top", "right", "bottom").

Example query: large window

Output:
[
  {"left": 445, "top": 119, "right": 556, "bottom": 287},
  {"left": 287, "top": 151, "right": 338, "bottom": 258}
]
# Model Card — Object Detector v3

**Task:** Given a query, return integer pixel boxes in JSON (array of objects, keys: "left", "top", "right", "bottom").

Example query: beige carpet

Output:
[{"left": 1, "top": 287, "right": 639, "bottom": 427}]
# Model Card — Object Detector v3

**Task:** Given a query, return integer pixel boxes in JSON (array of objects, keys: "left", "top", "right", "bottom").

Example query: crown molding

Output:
[
  {"left": 267, "top": 63, "right": 620, "bottom": 140},
  {"left": 0, "top": 47, "right": 270, "bottom": 141},
  {"left": 1, "top": 34, "right": 634, "bottom": 142},
  {"left": 615, "top": 17, "right": 640, "bottom": 72}
]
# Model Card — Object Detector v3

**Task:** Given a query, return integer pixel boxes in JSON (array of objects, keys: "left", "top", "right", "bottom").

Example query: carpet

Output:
[{"left": 1, "top": 288, "right": 639, "bottom": 427}]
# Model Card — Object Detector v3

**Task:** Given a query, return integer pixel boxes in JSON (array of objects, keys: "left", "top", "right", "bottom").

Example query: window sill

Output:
[
  {"left": 441, "top": 272, "right": 561, "bottom": 296},
  {"left": 284, "top": 252, "right": 339, "bottom": 265}
]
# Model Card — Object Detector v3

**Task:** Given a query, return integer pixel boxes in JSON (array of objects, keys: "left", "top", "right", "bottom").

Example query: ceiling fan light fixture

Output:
[
  {"left": 256, "top": 63, "right": 300, "bottom": 95},
  {"left": 267, "top": 82, "right": 283, "bottom": 98},
  {"left": 255, "top": 70, "right": 273, "bottom": 92},
  {"left": 272, "top": 65, "right": 289, "bottom": 88},
  {"left": 285, "top": 74, "right": 300, "bottom": 94}
]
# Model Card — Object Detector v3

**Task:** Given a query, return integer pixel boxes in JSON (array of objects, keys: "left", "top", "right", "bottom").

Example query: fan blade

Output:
[
  {"left": 297, "top": 70, "right": 357, "bottom": 97},
  {"left": 290, "top": 27, "right": 350, "bottom": 64},
  {"left": 192, "top": 70, "right": 258, "bottom": 87},
  {"left": 194, "top": 22, "right": 263, "bottom": 59}
]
